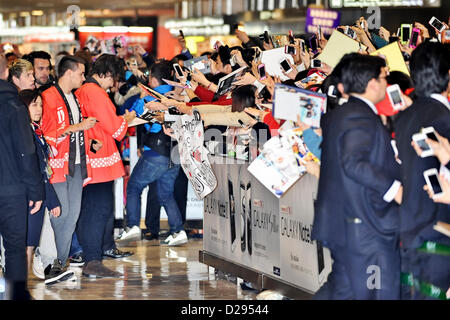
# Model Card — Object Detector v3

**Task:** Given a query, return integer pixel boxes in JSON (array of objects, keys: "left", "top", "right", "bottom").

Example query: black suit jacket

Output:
[
  {"left": 394, "top": 96, "right": 450, "bottom": 248},
  {"left": 312, "top": 96, "right": 401, "bottom": 249}
]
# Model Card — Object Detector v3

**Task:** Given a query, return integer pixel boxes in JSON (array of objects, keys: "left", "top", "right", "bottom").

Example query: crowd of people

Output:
[{"left": 0, "top": 13, "right": 449, "bottom": 300}]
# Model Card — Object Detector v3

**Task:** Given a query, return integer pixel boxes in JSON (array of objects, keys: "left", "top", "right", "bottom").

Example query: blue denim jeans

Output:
[
  {"left": 126, "top": 153, "right": 183, "bottom": 234},
  {"left": 69, "top": 232, "right": 83, "bottom": 257}
]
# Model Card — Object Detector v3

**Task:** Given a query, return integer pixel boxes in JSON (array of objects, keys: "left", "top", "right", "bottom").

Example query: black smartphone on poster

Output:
[
  {"left": 240, "top": 182, "right": 246, "bottom": 253},
  {"left": 246, "top": 182, "right": 252, "bottom": 256},
  {"left": 228, "top": 177, "right": 237, "bottom": 252}
]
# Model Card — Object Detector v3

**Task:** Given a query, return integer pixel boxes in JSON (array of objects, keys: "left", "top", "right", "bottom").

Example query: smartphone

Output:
[
  {"left": 253, "top": 47, "right": 262, "bottom": 62},
  {"left": 429, "top": 16, "right": 446, "bottom": 32},
  {"left": 285, "top": 45, "right": 296, "bottom": 55},
  {"left": 258, "top": 64, "right": 266, "bottom": 80},
  {"left": 263, "top": 31, "right": 270, "bottom": 44},
  {"left": 240, "top": 182, "right": 247, "bottom": 253},
  {"left": 345, "top": 26, "right": 356, "bottom": 39},
  {"left": 422, "top": 126, "right": 439, "bottom": 142},
  {"left": 280, "top": 59, "right": 292, "bottom": 73},
  {"left": 389, "top": 36, "right": 399, "bottom": 43},
  {"left": 300, "top": 39, "right": 306, "bottom": 52},
  {"left": 168, "top": 106, "right": 183, "bottom": 115},
  {"left": 396, "top": 28, "right": 401, "bottom": 37},
  {"left": 360, "top": 20, "right": 365, "bottom": 30},
  {"left": 386, "top": 84, "right": 406, "bottom": 111},
  {"left": 289, "top": 29, "right": 295, "bottom": 44},
  {"left": 327, "top": 85, "right": 337, "bottom": 98},
  {"left": 311, "top": 59, "right": 322, "bottom": 68},
  {"left": 401, "top": 24, "right": 412, "bottom": 44},
  {"left": 90, "top": 140, "right": 98, "bottom": 154},
  {"left": 412, "top": 133, "right": 433, "bottom": 157},
  {"left": 173, "top": 63, "right": 184, "bottom": 78},
  {"left": 309, "top": 35, "right": 318, "bottom": 54},
  {"left": 423, "top": 168, "right": 444, "bottom": 199},
  {"left": 213, "top": 40, "right": 222, "bottom": 52},
  {"left": 228, "top": 177, "right": 237, "bottom": 253},
  {"left": 246, "top": 182, "right": 252, "bottom": 256},
  {"left": 234, "top": 23, "right": 245, "bottom": 32},
  {"left": 230, "top": 54, "right": 237, "bottom": 67},
  {"left": 179, "top": 30, "right": 185, "bottom": 38},
  {"left": 409, "top": 28, "right": 420, "bottom": 48},
  {"left": 444, "top": 29, "right": 450, "bottom": 44}
]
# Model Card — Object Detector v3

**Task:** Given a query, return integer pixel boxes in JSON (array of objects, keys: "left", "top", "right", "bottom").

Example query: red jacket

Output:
[
  {"left": 76, "top": 82, "right": 128, "bottom": 184},
  {"left": 41, "top": 86, "right": 92, "bottom": 185},
  {"left": 187, "top": 85, "right": 232, "bottom": 106}
]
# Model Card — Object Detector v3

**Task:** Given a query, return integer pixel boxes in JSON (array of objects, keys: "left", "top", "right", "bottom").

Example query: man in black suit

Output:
[
  {"left": 312, "top": 54, "right": 403, "bottom": 300},
  {"left": 394, "top": 42, "right": 450, "bottom": 300}
]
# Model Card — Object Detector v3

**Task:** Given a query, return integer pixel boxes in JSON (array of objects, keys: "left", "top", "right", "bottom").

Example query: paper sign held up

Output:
[
  {"left": 317, "top": 30, "right": 366, "bottom": 68},
  {"left": 370, "top": 42, "right": 410, "bottom": 76}
]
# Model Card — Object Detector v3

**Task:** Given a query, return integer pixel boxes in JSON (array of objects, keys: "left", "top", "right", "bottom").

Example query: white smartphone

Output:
[
  {"left": 429, "top": 16, "right": 446, "bottom": 33},
  {"left": 422, "top": 126, "right": 439, "bottom": 143},
  {"left": 317, "top": 25, "right": 322, "bottom": 40},
  {"left": 412, "top": 133, "right": 434, "bottom": 157},
  {"left": 360, "top": 20, "right": 365, "bottom": 29},
  {"left": 280, "top": 59, "right": 292, "bottom": 73},
  {"left": 173, "top": 63, "right": 184, "bottom": 78},
  {"left": 327, "top": 85, "right": 337, "bottom": 98},
  {"left": 285, "top": 45, "right": 296, "bottom": 55},
  {"left": 423, "top": 168, "right": 444, "bottom": 199},
  {"left": 230, "top": 54, "right": 237, "bottom": 67},
  {"left": 386, "top": 84, "right": 406, "bottom": 111}
]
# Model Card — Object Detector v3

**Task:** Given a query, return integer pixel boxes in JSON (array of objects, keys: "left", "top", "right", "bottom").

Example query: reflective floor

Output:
[{"left": 27, "top": 238, "right": 258, "bottom": 300}]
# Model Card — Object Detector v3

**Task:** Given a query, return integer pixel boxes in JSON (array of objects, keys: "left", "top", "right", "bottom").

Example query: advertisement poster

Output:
[
  {"left": 279, "top": 173, "right": 332, "bottom": 292},
  {"left": 250, "top": 177, "right": 281, "bottom": 278},
  {"left": 203, "top": 161, "right": 332, "bottom": 294},
  {"left": 233, "top": 164, "right": 254, "bottom": 267},
  {"left": 203, "top": 162, "right": 229, "bottom": 257}
]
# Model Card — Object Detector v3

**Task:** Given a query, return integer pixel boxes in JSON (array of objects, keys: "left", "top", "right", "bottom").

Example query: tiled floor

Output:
[{"left": 27, "top": 238, "right": 258, "bottom": 300}]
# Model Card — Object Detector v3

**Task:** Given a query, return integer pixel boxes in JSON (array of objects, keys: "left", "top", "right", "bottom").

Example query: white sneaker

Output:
[
  {"left": 117, "top": 225, "right": 141, "bottom": 241},
  {"left": 161, "top": 230, "right": 188, "bottom": 246},
  {"left": 32, "top": 248, "right": 45, "bottom": 280}
]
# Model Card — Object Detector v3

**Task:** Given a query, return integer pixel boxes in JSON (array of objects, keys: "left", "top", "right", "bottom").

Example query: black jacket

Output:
[
  {"left": 394, "top": 96, "right": 450, "bottom": 248},
  {"left": 312, "top": 96, "right": 401, "bottom": 250},
  {"left": 32, "top": 131, "right": 60, "bottom": 211},
  {"left": 0, "top": 80, "right": 44, "bottom": 202}
]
